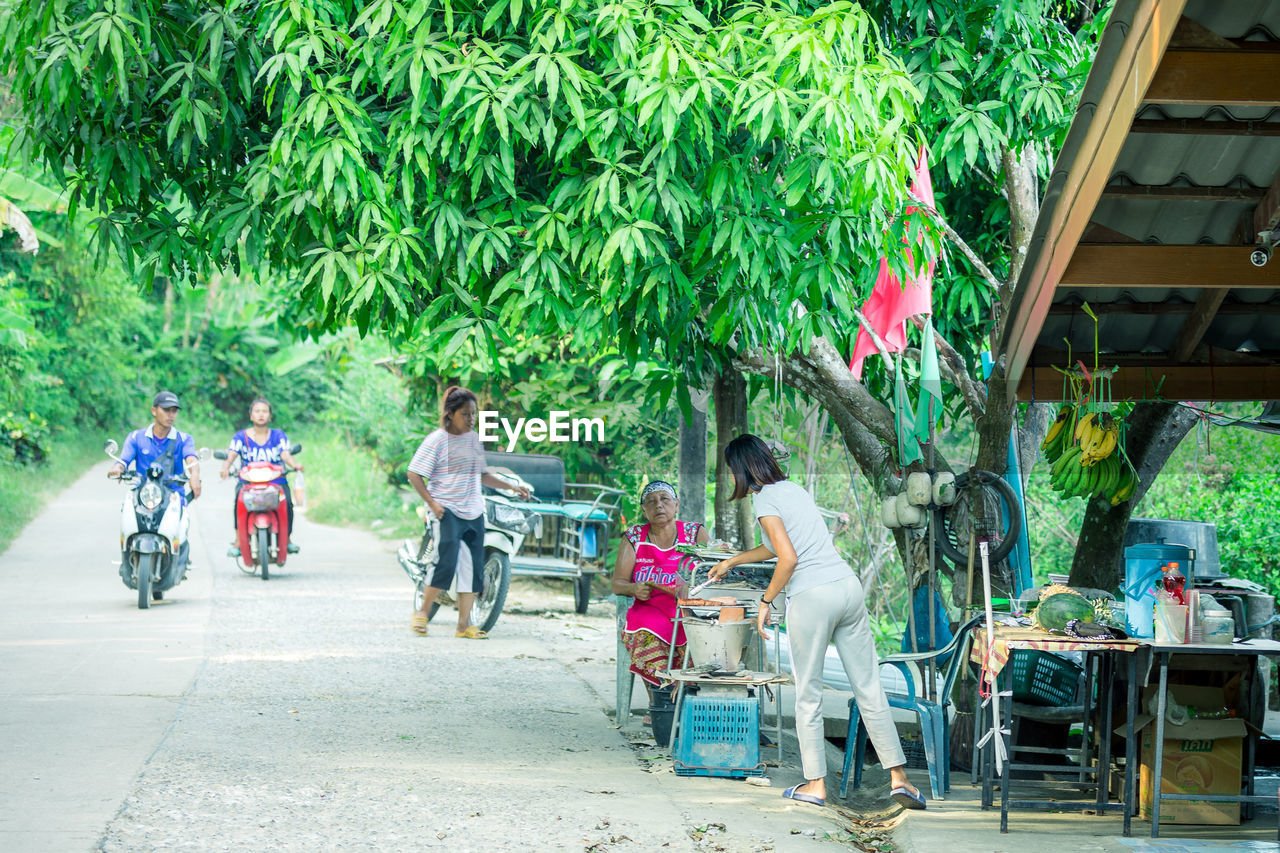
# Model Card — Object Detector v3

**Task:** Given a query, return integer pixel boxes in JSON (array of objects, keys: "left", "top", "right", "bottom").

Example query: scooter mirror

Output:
[
  {"left": 213, "top": 450, "right": 228, "bottom": 460},
  {"left": 104, "top": 439, "right": 118, "bottom": 455},
  {"left": 198, "top": 447, "right": 213, "bottom": 461},
  {"left": 289, "top": 443, "right": 302, "bottom": 455}
]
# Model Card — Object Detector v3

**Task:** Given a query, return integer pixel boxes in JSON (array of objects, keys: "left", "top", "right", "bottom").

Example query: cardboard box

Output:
[{"left": 1135, "top": 686, "right": 1246, "bottom": 825}]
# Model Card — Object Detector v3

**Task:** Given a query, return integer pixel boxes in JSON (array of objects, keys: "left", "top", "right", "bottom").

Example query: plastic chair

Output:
[{"left": 841, "top": 616, "right": 984, "bottom": 800}]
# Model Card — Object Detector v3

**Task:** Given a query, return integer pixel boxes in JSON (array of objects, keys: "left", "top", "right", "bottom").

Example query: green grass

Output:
[
  {"left": 0, "top": 434, "right": 103, "bottom": 553},
  {"left": 295, "top": 431, "right": 421, "bottom": 539}
]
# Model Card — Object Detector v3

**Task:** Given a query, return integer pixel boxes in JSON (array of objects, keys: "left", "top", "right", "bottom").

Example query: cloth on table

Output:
[{"left": 970, "top": 625, "right": 1142, "bottom": 690}]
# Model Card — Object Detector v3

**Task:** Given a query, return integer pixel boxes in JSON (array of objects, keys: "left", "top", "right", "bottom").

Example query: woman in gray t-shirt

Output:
[{"left": 710, "top": 434, "right": 925, "bottom": 810}]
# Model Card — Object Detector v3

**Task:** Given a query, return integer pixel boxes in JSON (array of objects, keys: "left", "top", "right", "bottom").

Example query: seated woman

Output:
[{"left": 611, "top": 481, "right": 710, "bottom": 704}]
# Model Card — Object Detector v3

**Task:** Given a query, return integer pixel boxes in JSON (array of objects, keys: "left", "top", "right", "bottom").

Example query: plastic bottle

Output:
[{"left": 1162, "top": 561, "right": 1186, "bottom": 605}]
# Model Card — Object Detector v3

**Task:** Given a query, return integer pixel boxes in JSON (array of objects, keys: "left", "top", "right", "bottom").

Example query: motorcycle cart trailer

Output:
[{"left": 483, "top": 451, "right": 625, "bottom": 614}]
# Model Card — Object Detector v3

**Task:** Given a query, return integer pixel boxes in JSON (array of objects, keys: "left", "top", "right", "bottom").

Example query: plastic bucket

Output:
[
  {"left": 682, "top": 619, "right": 752, "bottom": 670},
  {"left": 650, "top": 685, "right": 676, "bottom": 747}
]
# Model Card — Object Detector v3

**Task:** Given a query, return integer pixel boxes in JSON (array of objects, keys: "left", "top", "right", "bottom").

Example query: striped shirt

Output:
[{"left": 407, "top": 428, "right": 485, "bottom": 519}]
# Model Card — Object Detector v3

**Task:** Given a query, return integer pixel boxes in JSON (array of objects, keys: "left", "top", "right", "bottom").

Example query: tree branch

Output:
[
  {"left": 909, "top": 190, "right": 1002, "bottom": 294},
  {"left": 850, "top": 305, "right": 898, "bottom": 377}
]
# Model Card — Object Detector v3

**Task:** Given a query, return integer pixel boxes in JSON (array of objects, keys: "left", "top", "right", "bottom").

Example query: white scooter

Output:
[
  {"left": 397, "top": 471, "right": 540, "bottom": 633},
  {"left": 105, "top": 440, "right": 209, "bottom": 609}
]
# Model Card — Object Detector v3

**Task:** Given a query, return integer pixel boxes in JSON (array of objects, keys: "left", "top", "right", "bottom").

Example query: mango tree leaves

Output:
[{"left": 1, "top": 0, "right": 924, "bottom": 379}]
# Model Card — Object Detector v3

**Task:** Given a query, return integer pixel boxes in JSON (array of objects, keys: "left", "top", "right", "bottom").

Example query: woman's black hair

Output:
[
  {"left": 724, "top": 433, "right": 787, "bottom": 500},
  {"left": 441, "top": 385, "right": 479, "bottom": 426},
  {"left": 250, "top": 396, "right": 272, "bottom": 418}
]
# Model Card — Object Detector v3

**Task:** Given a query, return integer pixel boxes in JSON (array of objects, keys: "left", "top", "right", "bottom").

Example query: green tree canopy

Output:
[{"left": 4, "top": 0, "right": 926, "bottom": 378}]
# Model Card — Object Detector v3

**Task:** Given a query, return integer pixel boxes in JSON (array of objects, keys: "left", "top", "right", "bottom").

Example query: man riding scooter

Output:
[
  {"left": 107, "top": 390, "right": 203, "bottom": 597},
  {"left": 108, "top": 390, "right": 202, "bottom": 502}
]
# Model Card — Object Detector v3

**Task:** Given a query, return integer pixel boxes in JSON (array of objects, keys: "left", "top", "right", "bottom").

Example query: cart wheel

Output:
[
  {"left": 574, "top": 574, "right": 593, "bottom": 614},
  {"left": 934, "top": 469, "right": 1022, "bottom": 566}
]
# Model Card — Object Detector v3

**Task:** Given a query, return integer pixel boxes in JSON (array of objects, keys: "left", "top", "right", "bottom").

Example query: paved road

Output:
[{"left": 0, "top": 465, "right": 882, "bottom": 852}]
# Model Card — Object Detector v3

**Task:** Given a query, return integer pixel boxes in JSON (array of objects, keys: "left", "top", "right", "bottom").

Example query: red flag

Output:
[{"left": 849, "top": 146, "right": 935, "bottom": 380}]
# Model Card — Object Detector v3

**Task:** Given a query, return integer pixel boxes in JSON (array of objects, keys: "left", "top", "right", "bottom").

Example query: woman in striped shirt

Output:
[{"left": 407, "top": 386, "right": 528, "bottom": 638}]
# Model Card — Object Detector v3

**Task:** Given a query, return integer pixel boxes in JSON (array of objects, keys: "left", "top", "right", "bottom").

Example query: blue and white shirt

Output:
[
  {"left": 120, "top": 425, "right": 197, "bottom": 496},
  {"left": 229, "top": 428, "right": 290, "bottom": 485}
]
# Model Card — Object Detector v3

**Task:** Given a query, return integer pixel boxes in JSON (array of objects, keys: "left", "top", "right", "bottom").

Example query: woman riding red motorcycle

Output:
[{"left": 219, "top": 397, "right": 303, "bottom": 555}]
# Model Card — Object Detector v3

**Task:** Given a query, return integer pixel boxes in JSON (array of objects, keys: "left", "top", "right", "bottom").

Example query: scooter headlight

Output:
[
  {"left": 138, "top": 481, "right": 164, "bottom": 510},
  {"left": 524, "top": 512, "right": 543, "bottom": 538}
]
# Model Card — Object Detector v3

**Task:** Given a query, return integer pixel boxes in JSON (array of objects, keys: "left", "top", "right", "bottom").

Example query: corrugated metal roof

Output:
[{"left": 1040, "top": 0, "right": 1280, "bottom": 379}]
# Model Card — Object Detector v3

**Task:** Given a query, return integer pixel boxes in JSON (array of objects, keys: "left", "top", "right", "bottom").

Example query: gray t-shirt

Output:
[{"left": 753, "top": 480, "right": 852, "bottom": 597}]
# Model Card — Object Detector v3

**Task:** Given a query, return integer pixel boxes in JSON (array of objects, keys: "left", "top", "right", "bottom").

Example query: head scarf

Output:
[{"left": 640, "top": 481, "right": 677, "bottom": 503}]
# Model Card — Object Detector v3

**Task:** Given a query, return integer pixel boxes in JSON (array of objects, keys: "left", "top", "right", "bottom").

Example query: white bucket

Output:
[{"left": 682, "top": 618, "right": 752, "bottom": 670}]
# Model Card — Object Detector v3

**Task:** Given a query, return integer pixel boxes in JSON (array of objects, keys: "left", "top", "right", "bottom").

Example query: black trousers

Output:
[
  {"left": 233, "top": 481, "right": 294, "bottom": 534},
  {"left": 433, "top": 509, "right": 485, "bottom": 595}
]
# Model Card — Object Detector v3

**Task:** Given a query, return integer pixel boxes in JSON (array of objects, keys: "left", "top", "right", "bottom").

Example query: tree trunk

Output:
[
  {"left": 1069, "top": 401, "right": 1200, "bottom": 589},
  {"left": 677, "top": 390, "right": 708, "bottom": 527},
  {"left": 161, "top": 276, "right": 175, "bottom": 335},
  {"left": 713, "top": 366, "right": 754, "bottom": 548},
  {"left": 192, "top": 273, "right": 221, "bottom": 352}
]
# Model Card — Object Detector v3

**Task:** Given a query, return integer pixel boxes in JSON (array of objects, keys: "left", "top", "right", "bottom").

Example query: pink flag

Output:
[{"left": 848, "top": 146, "right": 936, "bottom": 380}]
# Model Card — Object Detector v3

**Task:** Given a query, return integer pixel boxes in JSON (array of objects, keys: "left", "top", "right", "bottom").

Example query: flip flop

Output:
[
  {"left": 782, "top": 785, "right": 824, "bottom": 807},
  {"left": 410, "top": 614, "right": 428, "bottom": 636},
  {"left": 455, "top": 626, "right": 488, "bottom": 639},
  {"left": 891, "top": 786, "right": 927, "bottom": 810}
]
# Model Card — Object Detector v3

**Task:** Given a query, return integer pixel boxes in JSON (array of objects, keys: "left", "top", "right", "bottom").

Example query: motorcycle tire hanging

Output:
[
  {"left": 257, "top": 528, "right": 270, "bottom": 581},
  {"left": 933, "top": 469, "right": 1022, "bottom": 566},
  {"left": 137, "top": 553, "right": 156, "bottom": 610}
]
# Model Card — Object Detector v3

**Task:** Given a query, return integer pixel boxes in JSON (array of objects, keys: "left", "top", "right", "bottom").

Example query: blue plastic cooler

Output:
[{"left": 1123, "top": 539, "right": 1195, "bottom": 639}]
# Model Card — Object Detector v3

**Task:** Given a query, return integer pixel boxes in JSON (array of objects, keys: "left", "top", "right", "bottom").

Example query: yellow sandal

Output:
[
  {"left": 455, "top": 625, "right": 488, "bottom": 639},
  {"left": 410, "top": 614, "right": 428, "bottom": 636}
]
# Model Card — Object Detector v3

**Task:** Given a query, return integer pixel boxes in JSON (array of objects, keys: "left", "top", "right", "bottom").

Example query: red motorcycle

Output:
[{"left": 215, "top": 445, "right": 301, "bottom": 580}]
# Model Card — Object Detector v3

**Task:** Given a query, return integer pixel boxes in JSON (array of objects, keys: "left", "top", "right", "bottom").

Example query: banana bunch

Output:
[
  {"left": 1044, "top": 406, "right": 1139, "bottom": 504},
  {"left": 1075, "top": 411, "right": 1119, "bottom": 466},
  {"left": 1040, "top": 403, "right": 1075, "bottom": 463}
]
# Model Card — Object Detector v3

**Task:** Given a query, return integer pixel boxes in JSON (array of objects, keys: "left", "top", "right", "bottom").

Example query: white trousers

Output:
[{"left": 786, "top": 575, "right": 905, "bottom": 780}]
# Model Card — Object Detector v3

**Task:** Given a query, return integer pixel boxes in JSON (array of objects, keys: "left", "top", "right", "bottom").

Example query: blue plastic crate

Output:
[
  {"left": 673, "top": 695, "right": 765, "bottom": 778},
  {"left": 1004, "top": 650, "right": 1081, "bottom": 706}
]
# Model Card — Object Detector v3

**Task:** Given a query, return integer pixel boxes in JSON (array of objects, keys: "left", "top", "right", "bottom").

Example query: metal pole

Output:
[
  {"left": 927, "top": 407, "right": 937, "bottom": 699},
  {"left": 977, "top": 539, "right": 1006, "bottom": 774}
]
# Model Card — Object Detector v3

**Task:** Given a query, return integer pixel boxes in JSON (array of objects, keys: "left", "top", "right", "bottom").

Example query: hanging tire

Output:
[
  {"left": 933, "top": 469, "right": 1022, "bottom": 566},
  {"left": 473, "top": 550, "right": 511, "bottom": 633},
  {"left": 137, "top": 554, "right": 155, "bottom": 610},
  {"left": 257, "top": 528, "right": 270, "bottom": 580},
  {"left": 573, "top": 573, "right": 593, "bottom": 614}
]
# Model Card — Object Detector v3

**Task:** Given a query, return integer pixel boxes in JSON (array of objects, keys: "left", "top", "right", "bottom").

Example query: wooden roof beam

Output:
[
  {"left": 1048, "top": 300, "right": 1280, "bottom": 316},
  {"left": 1253, "top": 168, "right": 1280, "bottom": 237},
  {"left": 1131, "top": 118, "right": 1280, "bottom": 136},
  {"left": 1062, "top": 244, "right": 1280, "bottom": 288},
  {"left": 1145, "top": 49, "right": 1280, "bottom": 107},
  {"left": 1102, "top": 184, "right": 1266, "bottom": 202},
  {"left": 1016, "top": 364, "right": 1280, "bottom": 401},
  {"left": 1172, "top": 289, "right": 1229, "bottom": 362}
]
